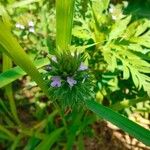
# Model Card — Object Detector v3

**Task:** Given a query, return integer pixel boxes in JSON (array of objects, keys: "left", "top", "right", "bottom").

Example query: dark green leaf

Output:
[{"left": 86, "top": 100, "right": 150, "bottom": 146}]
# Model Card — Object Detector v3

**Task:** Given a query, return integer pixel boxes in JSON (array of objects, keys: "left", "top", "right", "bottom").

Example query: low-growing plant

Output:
[{"left": 0, "top": 0, "right": 150, "bottom": 149}]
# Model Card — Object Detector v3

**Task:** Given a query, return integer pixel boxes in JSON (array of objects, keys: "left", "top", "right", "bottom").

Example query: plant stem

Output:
[
  {"left": 2, "top": 54, "right": 21, "bottom": 125},
  {"left": 19, "top": 129, "right": 46, "bottom": 140},
  {"left": 110, "top": 96, "right": 149, "bottom": 111},
  {"left": 56, "top": 0, "right": 75, "bottom": 51},
  {"left": 0, "top": 125, "right": 16, "bottom": 140}
]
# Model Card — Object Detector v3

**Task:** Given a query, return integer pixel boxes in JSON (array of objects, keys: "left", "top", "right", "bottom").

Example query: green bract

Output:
[{"left": 46, "top": 51, "right": 94, "bottom": 107}]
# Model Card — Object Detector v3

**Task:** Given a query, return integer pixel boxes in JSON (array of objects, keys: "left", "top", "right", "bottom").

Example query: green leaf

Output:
[
  {"left": 127, "top": 19, "right": 150, "bottom": 48},
  {"left": 123, "top": 64, "right": 130, "bottom": 80},
  {"left": 86, "top": 100, "right": 150, "bottom": 146},
  {"left": 7, "top": 0, "right": 42, "bottom": 9},
  {"left": 108, "top": 15, "right": 131, "bottom": 42},
  {"left": 24, "top": 136, "right": 40, "bottom": 150},
  {"left": 0, "top": 5, "right": 11, "bottom": 30},
  {"left": 91, "top": 0, "right": 110, "bottom": 16},
  {"left": 10, "top": 134, "right": 23, "bottom": 150},
  {"left": 0, "top": 132, "right": 10, "bottom": 140},
  {"left": 135, "top": 19, "right": 150, "bottom": 37},
  {"left": 0, "top": 98, "right": 12, "bottom": 117},
  {"left": 103, "top": 0, "right": 110, "bottom": 11},
  {"left": 35, "top": 127, "right": 64, "bottom": 150},
  {"left": 0, "top": 58, "right": 49, "bottom": 88},
  {"left": 109, "top": 44, "right": 150, "bottom": 93}
]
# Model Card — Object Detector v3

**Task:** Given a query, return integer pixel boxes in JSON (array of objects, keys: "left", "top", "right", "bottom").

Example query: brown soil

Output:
[{"left": 84, "top": 121, "right": 150, "bottom": 150}]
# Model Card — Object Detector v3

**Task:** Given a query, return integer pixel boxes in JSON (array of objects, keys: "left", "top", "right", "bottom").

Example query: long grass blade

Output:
[
  {"left": 86, "top": 100, "right": 150, "bottom": 146},
  {"left": 2, "top": 54, "right": 21, "bottom": 125},
  {"left": 35, "top": 127, "right": 64, "bottom": 150},
  {"left": 0, "top": 125, "right": 16, "bottom": 140}
]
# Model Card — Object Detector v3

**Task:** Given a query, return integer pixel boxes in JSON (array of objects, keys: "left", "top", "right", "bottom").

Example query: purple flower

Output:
[
  {"left": 78, "top": 62, "right": 88, "bottom": 71},
  {"left": 51, "top": 76, "right": 61, "bottom": 87},
  {"left": 67, "top": 77, "right": 77, "bottom": 87}
]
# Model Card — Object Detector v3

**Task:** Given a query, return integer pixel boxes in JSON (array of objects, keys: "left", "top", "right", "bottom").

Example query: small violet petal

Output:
[
  {"left": 51, "top": 76, "right": 61, "bottom": 87},
  {"left": 67, "top": 77, "right": 77, "bottom": 87},
  {"left": 51, "top": 76, "right": 60, "bottom": 81},
  {"left": 78, "top": 62, "right": 88, "bottom": 71}
]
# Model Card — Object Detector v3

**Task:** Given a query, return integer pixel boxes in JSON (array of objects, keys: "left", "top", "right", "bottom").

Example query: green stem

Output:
[
  {"left": 7, "top": 0, "right": 42, "bottom": 9},
  {"left": 54, "top": 103, "right": 68, "bottom": 130},
  {"left": 110, "top": 96, "right": 149, "bottom": 111},
  {"left": 32, "top": 109, "right": 58, "bottom": 131},
  {"left": 56, "top": 0, "right": 75, "bottom": 51},
  {"left": 10, "top": 134, "right": 23, "bottom": 150},
  {"left": 3, "top": 54, "right": 21, "bottom": 125},
  {"left": 19, "top": 129, "right": 46, "bottom": 140},
  {"left": 0, "top": 125, "right": 16, "bottom": 140}
]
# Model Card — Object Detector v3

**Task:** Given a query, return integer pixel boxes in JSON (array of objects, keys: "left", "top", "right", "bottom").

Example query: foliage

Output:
[{"left": 0, "top": 0, "right": 150, "bottom": 149}]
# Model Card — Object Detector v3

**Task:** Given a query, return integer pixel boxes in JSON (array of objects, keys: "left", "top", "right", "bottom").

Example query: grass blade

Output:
[
  {"left": 35, "top": 127, "right": 64, "bottom": 150},
  {"left": 0, "top": 58, "right": 49, "bottom": 88},
  {"left": 2, "top": 54, "right": 21, "bottom": 125},
  {"left": 86, "top": 100, "right": 150, "bottom": 146},
  {"left": 0, "top": 125, "right": 16, "bottom": 140},
  {"left": 78, "top": 134, "right": 85, "bottom": 150},
  {"left": 10, "top": 134, "right": 23, "bottom": 150}
]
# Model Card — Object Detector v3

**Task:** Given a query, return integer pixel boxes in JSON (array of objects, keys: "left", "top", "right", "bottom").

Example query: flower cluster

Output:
[
  {"left": 15, "top": 20, "right": 35, "bottom": 33},
  {"left": 108, "top": 3, "right": 127, "bottom": 20},
  {"left": 50, "top": 61, "right": 87, "bottom": 89},
  {"left": 46, "top": 51, "right": 93, "bottom": 107}
]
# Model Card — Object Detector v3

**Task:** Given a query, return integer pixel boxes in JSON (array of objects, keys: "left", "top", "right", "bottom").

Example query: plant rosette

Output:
[{"left": 45, "top": 51, "right": 93, "bottom": 107}]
